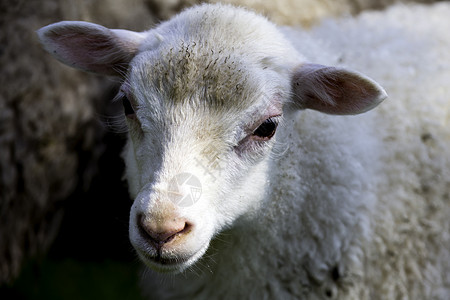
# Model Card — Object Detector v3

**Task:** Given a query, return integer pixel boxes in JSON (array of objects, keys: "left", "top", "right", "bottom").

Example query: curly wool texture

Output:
[
  {"left": 140, "top": 3, "right": 450, "bottom": 299},
  {"left": 322, "top": 4, "right": 450, "bottom": 298},
  {"left": 277, "top": 4, "right": 450, "bottom": 298}
]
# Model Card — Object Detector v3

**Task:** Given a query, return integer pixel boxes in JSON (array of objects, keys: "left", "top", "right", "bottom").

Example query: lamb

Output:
[{"left": 37, "top": 2, "right": 450, "bottom": 299}]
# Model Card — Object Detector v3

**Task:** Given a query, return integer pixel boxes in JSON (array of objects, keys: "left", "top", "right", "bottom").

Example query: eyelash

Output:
[
  {"left": 252, "top": 116, "right": 280, "bottom": 140},
  {"left": 121, "top": 94, "right": 136, "bottom": 118},
  {"left": 114, "top": 90, "right": 136, "bottom": 120}
]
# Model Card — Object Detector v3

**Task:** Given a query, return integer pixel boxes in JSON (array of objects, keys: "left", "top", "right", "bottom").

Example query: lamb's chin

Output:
[{"left": 136, "top": 243, "right": 210, "bottom": 274}]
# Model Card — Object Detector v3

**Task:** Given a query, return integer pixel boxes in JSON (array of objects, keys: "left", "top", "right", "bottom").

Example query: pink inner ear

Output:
[
  {"left": 292, "top": 64, "right": 387, "bottom": 115},
  {"left": 38, "top": 22, "right": 141, "bottom": 76},
  {"left": 303, "top": 71, "right": 381, "bottom": 115},
  {"left": 51, "top": 31, "right": 129, "bottom": 75},
  {"left": 56, "top": 33, "right": 116, "bottom": 69}
]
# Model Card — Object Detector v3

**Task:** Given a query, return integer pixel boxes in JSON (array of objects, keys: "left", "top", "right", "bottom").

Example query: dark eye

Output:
[
  {"left": 122, "top": 95, "right": 136, "bottom": 118},
  {"left": 253, "top": 117, "right": 278, "bottom": 139}
]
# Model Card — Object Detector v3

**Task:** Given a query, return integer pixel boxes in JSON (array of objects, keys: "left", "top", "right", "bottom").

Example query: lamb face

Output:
[
  {"left": 37, "top": 3, "right": 386, "bottom": 274},
  {"left": 124, "top": 43, "right": 289, "bottom": 272}
]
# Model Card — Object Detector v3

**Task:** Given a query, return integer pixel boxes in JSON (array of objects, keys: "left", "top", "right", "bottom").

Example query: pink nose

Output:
[{"left": 138, "top": 214, "right": 191, "bottom": 248}]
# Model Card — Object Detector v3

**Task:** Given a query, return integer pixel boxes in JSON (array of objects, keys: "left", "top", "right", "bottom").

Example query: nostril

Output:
[
  {"left": 163, "top": 222, "right": 191, "bottom": 243},
  {"left": 179, "top": 222, "right": 192, "bottom": 235},
  {"left": 137, "top": 214, "right": 192, "bottom": 247}
]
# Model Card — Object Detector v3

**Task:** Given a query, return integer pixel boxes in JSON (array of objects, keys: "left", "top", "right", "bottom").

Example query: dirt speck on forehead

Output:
[{"left": 132, "top": 39, "right": 262, "bottom": 113}]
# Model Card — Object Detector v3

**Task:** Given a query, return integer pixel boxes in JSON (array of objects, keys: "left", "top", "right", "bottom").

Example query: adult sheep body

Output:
[{"left": 38, "top": 3, "right": 450, "bottom": 299}]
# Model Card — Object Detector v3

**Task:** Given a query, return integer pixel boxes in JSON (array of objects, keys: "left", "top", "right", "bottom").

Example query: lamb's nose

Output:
[{"left": 138, "top": 214, "right": 191, "bottom": 248}]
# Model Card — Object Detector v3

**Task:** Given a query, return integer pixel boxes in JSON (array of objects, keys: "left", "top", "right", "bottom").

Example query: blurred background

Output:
[{"left": 0, "top": 0, "right": 442, "bottom": 299}]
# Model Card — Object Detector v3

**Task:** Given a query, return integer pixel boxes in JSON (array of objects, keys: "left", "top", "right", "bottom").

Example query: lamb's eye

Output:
[
  {"left": 122, "top": 95, "right": 135, "bottom": 118},
  {"left": 253, "top": 117, "right": 278, "bottom": 139}
]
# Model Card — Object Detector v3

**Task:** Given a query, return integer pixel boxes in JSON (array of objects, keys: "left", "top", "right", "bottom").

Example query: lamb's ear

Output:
[
  {"left": 37, "top": 21, "right": 146, "bottom": 76},
  {"left": 291, "top": 63, "right": 387, "bottom": 115}
]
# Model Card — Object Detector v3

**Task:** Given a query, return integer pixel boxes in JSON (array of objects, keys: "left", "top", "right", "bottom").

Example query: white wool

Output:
[
  {"left": 138, "top": 3, "right": 450, "bottom": 299},
  {"left": 38, "top": 2, "right": 450, "bottom": 299}
]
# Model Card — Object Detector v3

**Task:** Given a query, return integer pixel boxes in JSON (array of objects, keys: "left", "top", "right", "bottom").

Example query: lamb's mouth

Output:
[
  {"left": 149, "top": 252, "right": 185, "bottom": 266},
  {"left": 134, "top": 242, "right": 210, "bottom": 273},
  {"left": 135, "top": 248, "right": 194, "bottom": 273}
]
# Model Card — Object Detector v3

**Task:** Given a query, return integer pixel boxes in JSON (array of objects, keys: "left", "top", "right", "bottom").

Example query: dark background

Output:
[{"left": 1, "top": 107, "right": 145, "bottom": 300}]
